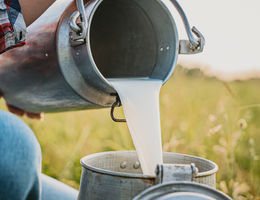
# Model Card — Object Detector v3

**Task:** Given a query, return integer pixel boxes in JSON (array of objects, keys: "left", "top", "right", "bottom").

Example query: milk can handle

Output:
[
  {"left": 69, "top": 0, "right": 88, "bottom": 43},
  {"left": 169, "top": 0, "right": 205, "bottom": 54},
  {"left": 110, "top": 96, "right": 126, "bottom": 123}
]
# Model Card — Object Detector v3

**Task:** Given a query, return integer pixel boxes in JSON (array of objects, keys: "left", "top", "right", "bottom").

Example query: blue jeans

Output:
[{"left": 0, "top": 111, "right": 78, "bottom": 200}]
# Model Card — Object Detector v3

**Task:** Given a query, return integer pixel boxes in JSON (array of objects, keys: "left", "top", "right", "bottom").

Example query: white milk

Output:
[{"left": 109, "top": 78, "right": 163, "bottom": 175}]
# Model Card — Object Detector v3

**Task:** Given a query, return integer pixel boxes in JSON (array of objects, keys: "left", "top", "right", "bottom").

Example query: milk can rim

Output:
[
  {"left": 87, "top": 0, "right": 180, "bottom": 86},
  {"left": 80, "top": 151, "right": 218, "bottom": 179}
]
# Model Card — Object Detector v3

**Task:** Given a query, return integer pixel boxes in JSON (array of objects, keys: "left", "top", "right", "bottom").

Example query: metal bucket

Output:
[
  {"left": 134, "top": 182, "right": 231, "bottom": 200},
  {"left": 0, "top": 0, "right": 204, "bottom": 113},
  {"left": 77, "top": 151, "right": 218, "bottom": 200}
]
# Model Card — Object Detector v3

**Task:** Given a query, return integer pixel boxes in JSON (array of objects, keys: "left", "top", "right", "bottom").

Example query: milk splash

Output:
[{"left": 109, "top": 78, "right": 163, "bottom": 175}]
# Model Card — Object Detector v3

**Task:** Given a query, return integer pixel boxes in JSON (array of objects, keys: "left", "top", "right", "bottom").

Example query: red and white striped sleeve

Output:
[{"left": 0, "top": 0, "right": 26, "bottom": 54}]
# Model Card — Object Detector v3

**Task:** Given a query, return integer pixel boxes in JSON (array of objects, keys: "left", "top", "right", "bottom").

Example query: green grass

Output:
[{"left": 1, "top": 65, "right": 259, "bottom": 199}]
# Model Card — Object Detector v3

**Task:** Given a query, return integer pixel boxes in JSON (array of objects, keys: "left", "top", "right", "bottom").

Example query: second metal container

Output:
[
  {"left": 77, "top": 151, "right": 218, "bottom": 200},
  {"left": 0, "top": 0, "right": 204, "bottom": 113}
]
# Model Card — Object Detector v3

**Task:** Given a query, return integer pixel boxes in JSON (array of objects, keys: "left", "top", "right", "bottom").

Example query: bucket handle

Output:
[
  {"left": 69, "top": 0, "right": 205, "bottom": 53},
  {"left": 110, "top": 96, "right": 126, "bottom": 123},
  {"left": 169, "top": 0, "right": 205, "bottom": 54},
  {"left": 69, "top": 0, "right": 88, "bottom": 43}
]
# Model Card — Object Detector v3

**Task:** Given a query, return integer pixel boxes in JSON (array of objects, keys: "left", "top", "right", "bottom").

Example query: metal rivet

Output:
[
  {"left": 76, "top": 52, "right": 80, "bottom": 56},
  {"left": 120, "top": 161, "right": 127, "bottom": 169},
  {"left": 160, "top": 47, "right": 164, "bottom": 52},
  {"left": 133, "top": 161, "right": 140, "bottom": 169},
  {"left": 191, "top": 163, "right": 199, "bottom": 176},
  {"left": 45, "top": 53, "right": 48, "bottom": 57},
  {"left": 166, "top": 46, "right": 170, "bottom": 50}
]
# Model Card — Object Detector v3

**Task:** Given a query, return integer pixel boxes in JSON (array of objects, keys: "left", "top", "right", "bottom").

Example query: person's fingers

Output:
[
  {"left": 6, "top": 104, "right": 25, "bottom": 116},
  {"left": 6, "top": 103, "right": 44, "bottom": 120},
  {"left": 26, "top": 112, "right": 44, "bottom": 120}
]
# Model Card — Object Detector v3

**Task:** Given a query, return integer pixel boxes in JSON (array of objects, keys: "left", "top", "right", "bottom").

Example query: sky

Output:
[{"left": 164, "top": 0, "right": 260, "bottom": 79}]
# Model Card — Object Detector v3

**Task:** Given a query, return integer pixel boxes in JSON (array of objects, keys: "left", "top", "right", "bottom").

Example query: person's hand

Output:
[{"left": 0, "top": 93, "right": 44, "bottom": 120}]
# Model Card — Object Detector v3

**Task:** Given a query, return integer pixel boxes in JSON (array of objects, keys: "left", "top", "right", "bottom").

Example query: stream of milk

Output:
[{"left": 109, "top": 78, "right": 163, "bottom": 175}]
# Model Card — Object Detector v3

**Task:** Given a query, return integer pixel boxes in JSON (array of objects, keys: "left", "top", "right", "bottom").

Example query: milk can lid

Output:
[{"left": 133, "top": 182, "right": 232, "bottom": 200}]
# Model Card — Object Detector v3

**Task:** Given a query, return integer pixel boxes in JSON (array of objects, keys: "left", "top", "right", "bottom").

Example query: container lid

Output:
[{"left": 133, "top": 181, "right": 232, "bottom": 200}]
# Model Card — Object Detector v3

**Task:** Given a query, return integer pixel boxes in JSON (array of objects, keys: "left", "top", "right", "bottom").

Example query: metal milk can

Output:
[
  {"left": 77, "top": 151, "right": 232, "bottom": 200},
  {"left": 0, "top": 0, "right": 204, "bottom": 113}
]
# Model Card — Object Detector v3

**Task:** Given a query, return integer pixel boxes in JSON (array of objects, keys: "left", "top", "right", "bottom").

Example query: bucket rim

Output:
[
  {"left": 133, "top": 181, "right": 231, "bottom": 200},
  {"left": 80, "top": 151, "right": 218, "bottom": 179}
]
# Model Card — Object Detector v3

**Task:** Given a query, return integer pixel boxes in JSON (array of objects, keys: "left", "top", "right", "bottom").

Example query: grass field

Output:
[{"left": 1, "top": 65, "right": 259, "bottom": 199}]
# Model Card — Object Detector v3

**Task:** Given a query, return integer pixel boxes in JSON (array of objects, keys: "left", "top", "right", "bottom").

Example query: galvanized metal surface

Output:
[
  {"left": 167, "top": 0, "right": 205, "bottom": 54},
  {"left": 57, "top": 0, "right": 117, "bottom": 107},
  {"left": 0, "top": 0, "right": 96, "bottom": 112},
  {"left": 70, "top": 0, "right": 205, "bottom": 54},
  {"left": 75, "top": 0, "right": 88, "bottom": 41},
  {"left": 0, "top": 0, "right": 203, "bottom": 113},
  {"left": 77, "top": 151, "right": 218, "bottom": 200},
  {"left": 133, "top": 182, "right": 232, "bottom": 200},
  {"left": 179, "top": 27, "right": 205, "bottom": 54},
  {"left": 155, "top": 163, "right": 198, "bottom": 184}
]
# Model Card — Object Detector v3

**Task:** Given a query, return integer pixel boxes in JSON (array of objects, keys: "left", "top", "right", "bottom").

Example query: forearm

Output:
[{"left": 19, "top": 0, "right": 57, "bottom": 26}]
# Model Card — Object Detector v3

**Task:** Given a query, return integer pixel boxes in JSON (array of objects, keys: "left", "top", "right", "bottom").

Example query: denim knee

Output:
[{"left": 0, "top": 111, "right": 41, "bottom": 200}]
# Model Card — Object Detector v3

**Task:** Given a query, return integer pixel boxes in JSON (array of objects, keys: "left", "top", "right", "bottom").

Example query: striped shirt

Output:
[{"left": 0, "top": 0, "right": 26, "bottom": 54}]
